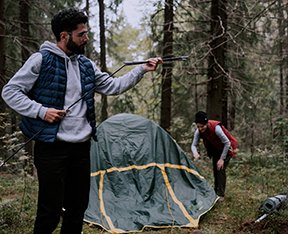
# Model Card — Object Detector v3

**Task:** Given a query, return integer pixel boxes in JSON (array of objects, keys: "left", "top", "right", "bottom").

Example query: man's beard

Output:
[{"left": 67, "top": 37, "right": 86, "bottom": 55}]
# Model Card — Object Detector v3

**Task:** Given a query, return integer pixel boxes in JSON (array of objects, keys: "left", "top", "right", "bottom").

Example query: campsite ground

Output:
[{"left": 1, "top": 151, "right": 288, "bottom": 234}]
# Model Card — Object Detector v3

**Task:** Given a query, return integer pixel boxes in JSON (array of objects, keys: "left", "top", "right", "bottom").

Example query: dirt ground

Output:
[{"left": 239, "top": 219, "right": 288, "bottom": 234}]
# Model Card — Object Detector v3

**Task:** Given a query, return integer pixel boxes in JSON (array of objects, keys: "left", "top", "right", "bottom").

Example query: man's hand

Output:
[
  {"left": 44, "top": 108, "right": 66, "bottom": 123},
  {"left": 143, "top": 57, "right": 163, "bottom": 72},
  {"left": 217, "top": 159, "right": 224, "bottom": 170}
]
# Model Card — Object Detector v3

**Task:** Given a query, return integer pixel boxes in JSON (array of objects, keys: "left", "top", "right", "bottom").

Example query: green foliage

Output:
[
  {"left": 272, "top": 116, "right": 288, "bottom": 153},
  {"left": 0, "top": 130, "right": 28, "bottom": 173},
  {"left": 0, "top": 201, "right": 20, "bottom": 232},
  {"left": 110, "top": 94, "right": 136, "bottom": 113},
  {"left": 0, "top": 175, "right": 37, "bottom": 234}
]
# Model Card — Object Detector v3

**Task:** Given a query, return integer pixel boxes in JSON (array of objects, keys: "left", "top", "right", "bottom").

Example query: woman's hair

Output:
[
  {"left": 194, "top": 111, "right": 208, "bottom": 124},
  {"left": 51, "top": 8, "right": 88, "bottom": 41}
]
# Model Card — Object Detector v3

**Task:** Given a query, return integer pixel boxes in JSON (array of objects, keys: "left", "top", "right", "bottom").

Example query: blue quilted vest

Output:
[{"left": 20, "top": 50, "right": 96, "bottom": 142}]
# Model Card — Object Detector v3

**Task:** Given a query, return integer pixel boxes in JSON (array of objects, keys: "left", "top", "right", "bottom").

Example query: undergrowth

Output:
[{"left": 0, "top": 151, "right": 287, "bottom": 234}]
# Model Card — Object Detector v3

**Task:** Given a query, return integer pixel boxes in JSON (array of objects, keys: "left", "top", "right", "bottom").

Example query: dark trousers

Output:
[
  {"left": 33, "top": 140, "right": 91, "bottom": 234},
  {"left": 210, "top": 149, "right": 231, "bottom": 197}
]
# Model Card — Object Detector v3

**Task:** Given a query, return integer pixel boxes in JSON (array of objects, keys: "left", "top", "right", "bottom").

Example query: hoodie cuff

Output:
[
  {"left": 38, "top": 106, "right": 48, "bottom": 120},
  {"left": 139, "top": 64, "right": 147, "bottom": 75},
  {"left": 220, "top": 155, "right": 226, "bottom": 160}
]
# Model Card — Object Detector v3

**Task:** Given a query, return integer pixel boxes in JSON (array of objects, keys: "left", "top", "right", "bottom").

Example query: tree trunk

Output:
[
  {"left": 19, "top": 0, "right": 33, "bottom": 159},
  {"left": 207, "top": 0, "right": 228, "bottom": 127},
  {"left": 160, "top": 0, "right": 173, "bottom": 132},
  {"left": 229, "top": 95, "right": 236, "bottom": 130},
  {"left": 0, "top": 0, "right": 6, "bottom": 158},
  {"left": 98, "top": 0, "right": 108, "bottom": 121},
  {"left": 0, "top": 0, "right": 5, "bottom": 110},
  {"left": 277, "top": 0, "right": 284, "bottom": 116},
  {"left": 280, "top": 0, "right": 288, "bottom": 158},
  {"left": 194, "top": 76, "right": 198, "bottom": 112},
  {"left": 20, "top": 0, "right": 30, "bottom": 62}
]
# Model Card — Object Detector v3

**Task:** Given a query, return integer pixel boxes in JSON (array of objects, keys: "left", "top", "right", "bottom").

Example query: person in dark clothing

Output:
[
  {"left": 1, "top": 8, "right": 162, "bottom": 234},
  {"left": 191, "top": 111, "right": 238, "bottom": 201}
]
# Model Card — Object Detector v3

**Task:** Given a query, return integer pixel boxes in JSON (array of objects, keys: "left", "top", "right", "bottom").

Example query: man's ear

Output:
[{"left": 60, "top": 31, "right": 69, "bottom": 42}]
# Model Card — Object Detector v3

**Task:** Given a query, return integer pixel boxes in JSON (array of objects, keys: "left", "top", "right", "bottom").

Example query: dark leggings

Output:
[
  {"left": 211, "top": 150, "right": 231, "bottom": 197},
  {"left": 33, "top": 140, "right": 91, "bottom": 234}
]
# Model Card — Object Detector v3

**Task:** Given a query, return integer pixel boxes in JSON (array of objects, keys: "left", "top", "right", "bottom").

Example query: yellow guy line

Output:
[
  {"left": 91, "top": 162, "right": 203, "bottom": 178},
  {"left": 163, "top": 163, "right": 204, "bottom": 179},
  {"left": 93, "top": 163, "right": 202, "bottom": 231},
  {"left": 158, "top": 164, "right": 198, "bottom": 227},
  {"left": 98, "top": 171, "right": 125, "bottom": 233}
]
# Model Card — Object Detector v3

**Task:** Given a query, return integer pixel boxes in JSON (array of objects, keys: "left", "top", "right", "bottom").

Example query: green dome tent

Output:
[{"left": 84, "top": 113, "right": 217, "bottom": 233}]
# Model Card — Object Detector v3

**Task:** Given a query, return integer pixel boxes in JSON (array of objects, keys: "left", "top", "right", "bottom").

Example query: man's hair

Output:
[
  {"left": 51, "top": 8, "right": 88, "bottom": 41},
  {"left": 194, "top": 111, "right": 208, "bottom": 124}
]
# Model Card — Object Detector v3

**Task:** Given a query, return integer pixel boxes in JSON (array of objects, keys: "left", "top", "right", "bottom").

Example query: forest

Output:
[{"left": 0, "top": 0, "right": 288, "bottom": 233}]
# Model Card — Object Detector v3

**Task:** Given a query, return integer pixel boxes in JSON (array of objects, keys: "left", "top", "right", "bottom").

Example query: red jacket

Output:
[{"left": 200, "top": 120, "right": 238, "bottom": 158}]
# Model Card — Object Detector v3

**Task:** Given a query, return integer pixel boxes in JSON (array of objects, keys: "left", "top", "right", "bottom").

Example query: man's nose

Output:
[{"left": 83, "top": 34, "right": 89, "bottom": 41}]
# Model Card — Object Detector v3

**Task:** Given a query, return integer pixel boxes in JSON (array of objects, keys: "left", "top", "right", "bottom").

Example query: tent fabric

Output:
[{"left": 84, "top": 113, "right": 217, "bottom": 233}]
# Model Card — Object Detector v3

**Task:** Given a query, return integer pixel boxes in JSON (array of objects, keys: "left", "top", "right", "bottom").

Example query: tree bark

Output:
[
  {"left": 0, "top": 0, "right": 6, "bottom": 157},
  {"left": 98, "top": 0, "right": 108, "bottom": 121},
  {"left": 207, "top": 0, "right": 228, "bottom": 127},
  {"left": 20, "top": 0, "right": 30, "bottom": 62},
  {"left": 277, "top": 0, "right": 284, "bottom": 117},
  {"left": 20, "top": 0, "right": 33, "bottom": 158},
  {"left": 160, "top": 0, "right": 173, "bottom": 132},
  {"left": 0, "top": 0, "right": 5, "bottom": 103}
]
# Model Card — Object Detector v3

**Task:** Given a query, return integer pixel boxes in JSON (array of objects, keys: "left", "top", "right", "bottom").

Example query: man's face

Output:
[
  {"left": 196, "top": 123, "right": 208, "bottom": 133},
  {"left": 66, "top": 23, "right": 89, "bottom": 55}
]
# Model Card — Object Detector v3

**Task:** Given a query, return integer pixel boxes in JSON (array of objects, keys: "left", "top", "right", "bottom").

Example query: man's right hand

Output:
[
  {"left": 44, "top": 108, "right": 66, "bottom": 123},
  {"left": 143, "top": 57, "right": 163, "bottom": 72}
]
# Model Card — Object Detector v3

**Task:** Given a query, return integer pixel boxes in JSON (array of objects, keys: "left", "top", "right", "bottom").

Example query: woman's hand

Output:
[
  {"left": 217, "top": 159, "right": 224, "bottom": 170},
  {"left": 193, "top": 152, "right": 200, "bottom": 161}
]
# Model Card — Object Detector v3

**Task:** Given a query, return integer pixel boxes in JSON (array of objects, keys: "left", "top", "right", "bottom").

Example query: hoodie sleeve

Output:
[
  {"left": 1, "top": 52, "right": 48, "bottom": 119},
  {"left": 91, "top": 61, "right": 147, "bottom": 95},
  {"left": 191, "top": 129, "right": 200, "bottom": 156},
  {"left": 215, "top": 125, "right": 231, "bottom": 160}
]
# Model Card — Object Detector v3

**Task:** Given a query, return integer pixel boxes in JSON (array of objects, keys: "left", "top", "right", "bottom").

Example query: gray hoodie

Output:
[{"left": 1, "top": 41, "right": 146, "bottom": 142}]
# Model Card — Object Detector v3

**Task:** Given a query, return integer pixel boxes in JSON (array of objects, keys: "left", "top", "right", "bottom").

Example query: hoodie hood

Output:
[{"left": 40, "top": 41, "right": 78, "bottom": 60}]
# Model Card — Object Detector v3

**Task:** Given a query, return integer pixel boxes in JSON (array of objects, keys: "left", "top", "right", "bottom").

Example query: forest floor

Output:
[{"left": 1, "top": 151, "right": 288, "bottom": 234}]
